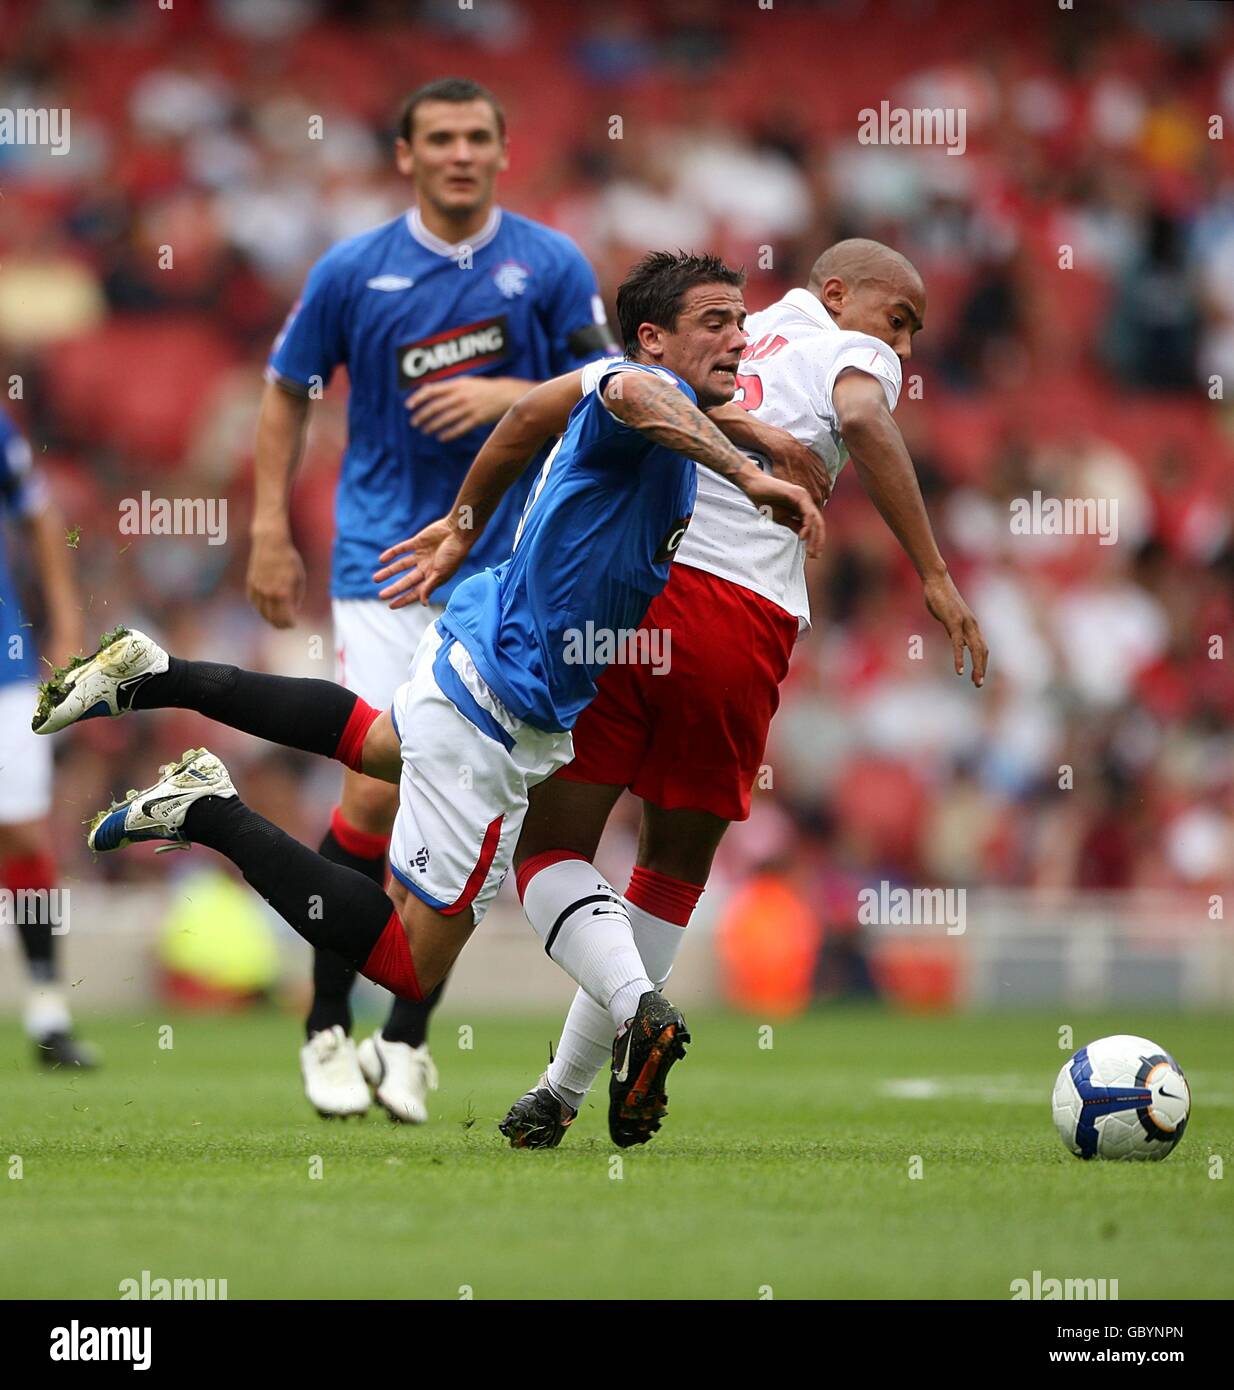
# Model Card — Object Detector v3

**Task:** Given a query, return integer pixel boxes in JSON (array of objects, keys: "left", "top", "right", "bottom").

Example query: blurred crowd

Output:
[{"left": 1, "top": 0, "right": 1232, "bottom": 910}]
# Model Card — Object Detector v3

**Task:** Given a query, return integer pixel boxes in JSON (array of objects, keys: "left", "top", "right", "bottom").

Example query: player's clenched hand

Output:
[
  {"left": 247, "top": 530, "right": 306, "bottom": 629},
  {"left": 923, "top": 571, "right": 988, "bottom": 687},
  {"left": 374, "top": 518, "right": 471, "bottom": 609},
  {"left": 405, "top": 377, "right": 520, "bottom": 443},
  {"left": 738, "top": 471, "right": 825, "bottom": 557},
  {"left": 763, "top": 428, "right": 831, "bottom": 508}
]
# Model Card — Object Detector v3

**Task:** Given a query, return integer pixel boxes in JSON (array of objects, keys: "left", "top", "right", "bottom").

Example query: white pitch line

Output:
[{"left": 880, "top": 1077, "right": 1234, "bottom": 1107}]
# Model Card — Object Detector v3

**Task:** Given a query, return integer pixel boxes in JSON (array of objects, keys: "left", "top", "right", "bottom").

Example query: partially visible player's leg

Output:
[
  {"left": 510, "top": 662, "right": 656, "bottom": 1041},
  {"left": 511, "top": 774, "right": 695, "bottom": 1149},
  {"left": 372, "top": 735, "right": 449, "bottom": 1112},
  {"left": 0, "top": 686, "right": 96, "bottom": 1069},
  {"left": 83, "top": 735, "right": 464, "bottom": 1003},
  {"left": 306, "top": 773, "right": 395, "bottom": 1040},
  {"left": 186, "top": 782, "right": 468, "bottom": 996},
  {"left": 626, "top": 802, "right": 727, "bottom": 983},
  {"left": 332, "top": 764, "right": 444, "bottom": 1124},
  {"left": 514, "top": 777, "right": 655, "bottom": 1035},
  {"left": 34, "top": 627, "right": 398, "bottom": 783},
  {"left": 301, "top": 773, "right": 397, "bottom": 1120},
  {"left": 0, "top": 820, "right": 98, "bottom": 1069},
  {"left": 532, "top": 804, "right": 720, "bottom": 1121},
  {"left": 597, "top": 569, "right": 791, "bottom": 1143},
  {"left": 505, "top": 566, "right": 794, "bottom": 1146},
  {"left": 325, "top": 598, "right": 451, "bottom": 1121},
  {"left": 499, "top": 778, "right": 623, "bottom": 1146}
]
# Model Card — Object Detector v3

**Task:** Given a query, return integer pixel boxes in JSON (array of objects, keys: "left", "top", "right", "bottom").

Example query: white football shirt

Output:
[{"left": 674, "top": 287, "right": 902, "bottom": 631}]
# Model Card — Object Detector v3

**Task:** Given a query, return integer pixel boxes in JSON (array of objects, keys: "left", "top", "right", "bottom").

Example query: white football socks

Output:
[
  {"left": 546, "top": 988, "right": 615, "bottom": 1108},
  {"left": 520, "top": 857, "right": 653, "bottom": 1035},
  {"left": 626, "top": 896, "right": 688, "bottom": 986},
  {"left": 24, "top": 983, "right": 71, "bottom": 1040},
  {"left": 546, "top": 894, "right": 690, "bottom": 1109}
]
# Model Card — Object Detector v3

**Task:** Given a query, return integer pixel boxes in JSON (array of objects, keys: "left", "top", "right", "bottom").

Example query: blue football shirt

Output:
[
  {"left": 267, "top": 206, "right": 613, "bottom": 603},
  {"left": 440, "top": 361, "right": 699, "bottom": 733}
]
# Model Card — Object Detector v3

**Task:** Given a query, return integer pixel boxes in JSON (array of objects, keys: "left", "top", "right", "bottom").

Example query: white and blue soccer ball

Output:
[{"left": 1052, "top": 1034, "right": 1190, "bottom": 1161}]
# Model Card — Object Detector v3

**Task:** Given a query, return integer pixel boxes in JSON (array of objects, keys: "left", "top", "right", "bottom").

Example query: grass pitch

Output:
[{"left": 1, "top": 1007, "right": 1229, "bottom": 1300}]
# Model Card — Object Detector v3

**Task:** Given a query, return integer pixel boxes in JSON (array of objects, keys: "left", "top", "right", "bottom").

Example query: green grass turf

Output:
[{"left": 1, "top": 1007, "right": 1229, "bottom": 1300}]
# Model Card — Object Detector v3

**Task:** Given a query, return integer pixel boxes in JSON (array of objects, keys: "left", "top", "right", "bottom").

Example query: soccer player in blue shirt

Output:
[
  {"left": 0, "top": 407, "right": 95, "bottom": 1069},
  {"left": 247, "top": 77, "right": 615, "bottom": 1122},
  {"left": 35, "top": 251, "right": 822, "bottom": 1144}
]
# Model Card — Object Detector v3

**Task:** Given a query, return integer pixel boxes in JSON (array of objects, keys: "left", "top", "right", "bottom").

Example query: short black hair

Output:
[
  {"left": 616, "top": 251, "right": 745, "bottom": 356},
  {"left": 399, "top": 77, "right": 506, "bottom": 142}
]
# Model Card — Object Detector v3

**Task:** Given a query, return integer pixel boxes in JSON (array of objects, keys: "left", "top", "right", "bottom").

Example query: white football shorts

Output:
[
  {"left": 332, "top": 597, "right": 444, "bottom": 709},
  {"left": 387, "top": 622, "right": 574, "bottom": 925},
  {"left": 0, "top": 683, "right": 52, "bottom": 823}
]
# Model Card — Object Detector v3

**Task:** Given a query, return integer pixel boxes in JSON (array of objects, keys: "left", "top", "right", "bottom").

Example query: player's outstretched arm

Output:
[
  {"left": 707, "top": 403, "right": 831, "bottom": 507},
  {"left": 603, "top": 372, "right": 825, "bottom": 555},
  {"left": 247, "top": 380, "right": 310, "bottom": 629},
  {"left": 374, "top": 368, "right": 587, "bottom": 607},
  {"left": 833, "top": 369, "right": 988, "bottom": 687}
]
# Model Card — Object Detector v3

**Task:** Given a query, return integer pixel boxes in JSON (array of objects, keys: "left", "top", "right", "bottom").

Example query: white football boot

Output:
[
  {"left": 87, "top": 748, "right": 235, "bottom": 853},
  {"left": 300, "top": 1025, "right": 370, "bottom": 1119},
  {"left": 357, "top": 1032, "right": 439, "bottom": 1124},
  {"left": 34, "top": 625, "right": 169, "bottom": 735}
]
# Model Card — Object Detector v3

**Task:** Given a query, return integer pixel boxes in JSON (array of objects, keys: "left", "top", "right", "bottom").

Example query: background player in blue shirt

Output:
[
  {"left": 247, "top": 78, "right": 615, "bottom": 1122},
  {"left": 37, "top": 250, "right": 822, "bottom": 1146},
  {"left": 0, "top": 407, "right": 93, "bottom": 1069}
]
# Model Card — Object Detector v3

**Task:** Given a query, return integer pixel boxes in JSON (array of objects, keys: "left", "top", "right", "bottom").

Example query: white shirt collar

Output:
[
  {"left": 781, "top": 285, "right": 838, "bottom": 331},
  {"left": 405, "top": 205, "right": 503, "bottom": 260}
]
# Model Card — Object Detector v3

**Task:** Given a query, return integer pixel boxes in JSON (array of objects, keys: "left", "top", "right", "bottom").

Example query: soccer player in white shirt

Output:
[{"left": 402, "top": 238, "right": 988, "bottom": 1148}]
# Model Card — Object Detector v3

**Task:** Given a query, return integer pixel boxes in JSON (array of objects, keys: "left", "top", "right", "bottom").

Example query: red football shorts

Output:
[{"left": 558, "top": 563, "right": 799, "bottom": 822}]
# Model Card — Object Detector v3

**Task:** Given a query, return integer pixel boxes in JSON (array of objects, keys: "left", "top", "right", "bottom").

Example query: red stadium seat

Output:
[{"left": 48, "top": 316, "right": 238, "bottom": 464}]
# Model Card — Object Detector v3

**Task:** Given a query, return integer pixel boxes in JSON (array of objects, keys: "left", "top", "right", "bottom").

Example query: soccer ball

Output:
[{"left": 1052, "top": 1034, "right": 1190, "bottom": 1161}]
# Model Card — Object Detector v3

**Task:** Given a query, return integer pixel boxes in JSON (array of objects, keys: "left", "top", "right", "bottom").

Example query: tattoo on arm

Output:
[{"left": 603, "top": 372, "right": 752, "bottom": 480}]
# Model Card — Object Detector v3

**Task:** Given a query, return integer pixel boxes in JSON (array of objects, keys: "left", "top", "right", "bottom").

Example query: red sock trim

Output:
[
  {"left": 515, "top": 849, "right": 589, "bottom": 904},
  {"left": 626, "top": 865, "right": 703, "bottom": 928},
  {"left": 361, "top": 912, "right": 422, "bottom": 1001},
  {"left": 333, "top": 698, "right": 382, "bottom": 772},
  {"left": 329, "top": 806, "right": 389, "bottom": 861},
  {"left": 1, "top": 851, "right": 57, "bottom": 892}
]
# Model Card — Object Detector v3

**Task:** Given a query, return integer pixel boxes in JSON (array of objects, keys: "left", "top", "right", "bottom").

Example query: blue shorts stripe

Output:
[
  {"left": 389, "top": 860, "right": 451, "bottom": 911},
  {"left": 431, "top": 634, "right": 516, "bottom": 752}
]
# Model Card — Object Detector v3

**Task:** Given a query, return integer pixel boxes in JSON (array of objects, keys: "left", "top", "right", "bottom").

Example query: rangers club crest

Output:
[{"left": 492, "top": 260, "right": 530, "bottom": 299}]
